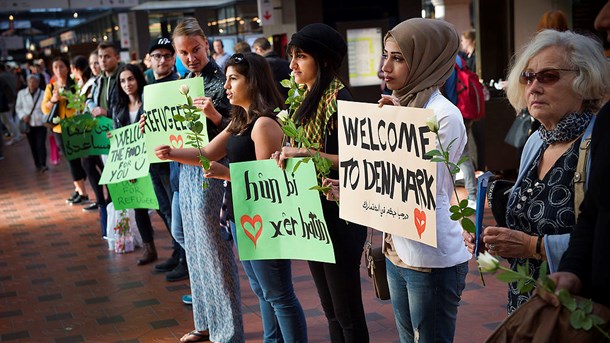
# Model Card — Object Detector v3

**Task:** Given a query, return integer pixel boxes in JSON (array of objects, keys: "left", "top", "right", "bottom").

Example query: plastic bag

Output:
[{"left": 105, "top": 202, "right": 142, "bottom": 252}]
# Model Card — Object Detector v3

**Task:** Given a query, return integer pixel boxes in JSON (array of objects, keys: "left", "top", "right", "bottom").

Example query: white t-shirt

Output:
[
  {"left": 392, "top": 89, "right": 472, "bottom": 268},
  {"left": 129, "top": 110, "right": 138, "bottom": 124}
]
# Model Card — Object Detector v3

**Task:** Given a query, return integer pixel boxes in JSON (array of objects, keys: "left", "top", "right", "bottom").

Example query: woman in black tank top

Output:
[{"left": 155, "top": 52, "right": 308, "bottom": 342}]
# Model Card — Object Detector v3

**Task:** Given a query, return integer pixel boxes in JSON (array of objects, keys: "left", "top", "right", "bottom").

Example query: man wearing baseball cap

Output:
[{"left": 144, "top": 37, "right": 189, "bottom": 284}]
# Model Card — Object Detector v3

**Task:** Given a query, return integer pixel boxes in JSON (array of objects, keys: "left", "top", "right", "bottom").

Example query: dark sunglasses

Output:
[
  {"left": 519, "top": 68, "right": 577, "bottom": 85},
  {"left": 230, "top": 53, "right": 245, "bottom": 64}
]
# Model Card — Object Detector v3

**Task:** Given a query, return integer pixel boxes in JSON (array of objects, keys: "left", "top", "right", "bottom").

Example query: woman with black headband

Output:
[{"left": 275, "top": 23, "right": 369, "bottom": 342}]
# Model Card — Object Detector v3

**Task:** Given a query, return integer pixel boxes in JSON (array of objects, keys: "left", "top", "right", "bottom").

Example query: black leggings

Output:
[
  {"left": 82, "top": 155, "right": 106, "bottom": 205},
  {"left": 134, "top": 209, "right": 154, "bottom": 244},
  {"left": 26, "top": 126, "right": 47, "bottom": 168},
  {"left": 309, "top": 200, "right": 369, "bottom": 343},
  {"left": 54, "top": 132, "right": 87, "bottom": 181}
]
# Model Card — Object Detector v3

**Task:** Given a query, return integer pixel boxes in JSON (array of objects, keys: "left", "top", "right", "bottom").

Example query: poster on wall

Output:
[
  {"left": 337, "top": 100, "right": 439, "bottom": 247},
  {"left": 346, "top": 27, "right": 383, "bottom": 87}
]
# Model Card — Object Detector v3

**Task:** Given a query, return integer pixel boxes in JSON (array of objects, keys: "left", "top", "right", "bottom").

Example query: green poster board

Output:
[
  {"left": 229, "top": 158, "right": 335, "bottom": 263},
  {"left": 107, "top": 176, "right": 159, "bottom": 210},
  {"left": 143, "top": 78, "right": 208, "bottom": 163},
  {"left": 60, "top": 114, "right": 113, "bottom": 160},
  {"left": 99, "top": 123, "right": 150, "bottom": 184}
]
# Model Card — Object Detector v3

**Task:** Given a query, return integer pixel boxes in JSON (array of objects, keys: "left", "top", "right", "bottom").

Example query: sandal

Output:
[{"left": 180, "top": 330, "right": 210, "bottom": 342}]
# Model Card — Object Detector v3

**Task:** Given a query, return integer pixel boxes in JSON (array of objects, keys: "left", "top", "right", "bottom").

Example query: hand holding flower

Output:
[
  {"left": 322, "top": 178, "right": 340, "bottom": 201},
  {"left": 203, "top": 161, "right": 230, "bottom": 181}
]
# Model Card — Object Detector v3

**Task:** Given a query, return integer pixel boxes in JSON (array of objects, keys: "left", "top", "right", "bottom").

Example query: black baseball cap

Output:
[{"left": 148, "top": 37, "right": 174, "bottom": 55}]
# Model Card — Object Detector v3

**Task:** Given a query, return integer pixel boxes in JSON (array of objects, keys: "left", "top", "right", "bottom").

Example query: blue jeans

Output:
[
  {"left": 170, "top": 191, "right": 184, "bottom": 249},
  {"left": 386, "top": 259, "right": 468, "bottom": 343},
  {"left": 231, "top": 222, "right": 307, "bottom": 342}
]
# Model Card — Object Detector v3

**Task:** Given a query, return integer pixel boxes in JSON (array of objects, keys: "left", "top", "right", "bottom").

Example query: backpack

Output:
[{"left": 455, "top": 56, "right": 485, "bottom": 120}]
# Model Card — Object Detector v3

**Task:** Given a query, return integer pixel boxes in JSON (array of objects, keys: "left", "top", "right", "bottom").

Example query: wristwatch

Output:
[{"left": 533, "top": 235, "right": 543, "bottom": 260}]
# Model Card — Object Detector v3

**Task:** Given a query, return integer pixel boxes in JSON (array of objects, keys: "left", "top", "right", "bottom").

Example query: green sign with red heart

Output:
[{"left": 230, "top": 158, "right": 335, "bottom": 263}]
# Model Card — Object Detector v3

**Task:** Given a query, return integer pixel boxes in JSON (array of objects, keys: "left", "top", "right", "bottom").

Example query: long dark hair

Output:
[
  {"left": 51, "top": 55, "right": 75, "bottom": 92},
  {"left": 225, "top": 53, "right": 284, "bottom": 134},
  {"left": 115, "top": 64, "right": 146, "bottom": 111},
  {"left": 71, "top": 55, "right": 92, "bottom": 84},
  {"left": 286, "top": 46, "right": 344, "bottom": 125}
]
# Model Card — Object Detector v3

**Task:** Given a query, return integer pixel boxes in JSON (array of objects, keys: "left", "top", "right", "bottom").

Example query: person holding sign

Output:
[
  {"left": 109, "top": 64, "right": 159, "bottom": 266},
  {"left": 274, "top": 23, "right": 369, "bottom": 342},
  {"left": 156, "top": 52, "right": 307, "bottom": 342},
  {"left": 377, "top": 19, "right": 470, "bottom": 343},
  {"left": 41, "top": 56, "right": 90, "bottom": 205},
  {"left": 158, "top": 17, "right": 241, "bottom": 343}
]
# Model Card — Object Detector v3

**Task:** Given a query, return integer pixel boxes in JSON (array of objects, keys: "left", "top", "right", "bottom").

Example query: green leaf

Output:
[
  {"left": 462, "top": 207, "right": 475, "bottom": 217},
  {"left": 578, "top": 299, "right": 593, "bottom": 313},
  {"left": 459, "top": 199, "right": 469, "bottom": 208},
  {"left": 496, "top": 270, "right": 525, "bottom": 283},
  {"left": 461, "top": 217, "right": 475, "bottom": 233},
  {"left": 280, "top": 79, "right": 291, "bottom": 88},
  {"left": 450, "top": 205, "right": 460, "bottom": 213},
  {"left": 520, "top": 281, "right": 535, "bottom": 294},
  {"left": 582, "top": 316, "right": 593, "bottom": 331},
  {"left": 292, "top": 159, "right": 304, "bottom": 174},
  {"left": 570, "top": 309, "right": 586, "bottom": 329},
  {"left": 431, "top": 157, "right": 445, "bottom": 163},
  {"left": 173, "top": 114, "right": 186, "bottom": 122},
  {"left": 558, "top": 289, "right": 577, "bottom": 311},
  {"left": 539, "top": 262, "right": 548, "bottom": 286},
  {"left": 187, "top": 96, "right": 193, "bottom": 106},
  {"left": 282, "top": 126, "right": 298, "bottom": 137},
  {"left": 457, "top": 156, "right": 470, "bottom": 166},
  {"left": 425, "top": 149, "right": 442, "bottom": 157},
  {"left": 310, "top": 185, "right": 331, "bottom": 193},
  {"left": 590, "top": 314, "right": 605, "bottom": 326},
  {"left": 450, "top": 213, "right": 463, "bottom": 221},
  {"left": 192, "top": 121, "right": 204, "bottom": 134}
]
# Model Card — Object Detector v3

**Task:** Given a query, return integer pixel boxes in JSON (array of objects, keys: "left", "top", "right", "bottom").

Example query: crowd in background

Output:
[{"left": 1, "top": 4, "right": 610, "bottom": 342}]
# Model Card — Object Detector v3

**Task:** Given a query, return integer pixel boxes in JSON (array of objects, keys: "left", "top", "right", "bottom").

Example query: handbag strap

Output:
[{"left": 28, "top": 90, "right": 42, "bottom": 117}]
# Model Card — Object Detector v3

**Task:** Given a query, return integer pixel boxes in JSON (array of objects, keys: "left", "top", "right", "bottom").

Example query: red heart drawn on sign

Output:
[
  {"left": 241, "top": 214, "right": 263, "bottom": 248},
  {"left": 169, "top": 134, "right": 184, "bottom": 149},
  {"left": 414, "top": 208, "right": 426, "bottom": 239}
]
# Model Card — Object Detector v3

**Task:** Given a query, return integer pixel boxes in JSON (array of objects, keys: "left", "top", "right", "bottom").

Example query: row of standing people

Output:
[{"left": 146, "top": 16, "right": 472, "bottom": 343}]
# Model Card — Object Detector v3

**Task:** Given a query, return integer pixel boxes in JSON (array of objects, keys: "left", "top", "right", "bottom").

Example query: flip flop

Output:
[{"left": 180, "top": 330, "right": 210, "bottom": 343}]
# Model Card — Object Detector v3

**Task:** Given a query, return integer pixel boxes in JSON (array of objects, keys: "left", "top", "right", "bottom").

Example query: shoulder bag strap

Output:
[
  {"left": 28, "top": 90, "right": 42, "bottom": 117},
  {"left": 573, "top": 116, "right": 596, "bottom": 221}
]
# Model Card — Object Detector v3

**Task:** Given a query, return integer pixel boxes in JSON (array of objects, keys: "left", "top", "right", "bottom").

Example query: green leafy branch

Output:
[
  {"left": 59, "top": 84, "right": 98, "bottom": 134},
  {"left": 276, "top": 74, "right": 333, "bottom": 195},
  {"left": 424, "top": 115, "right": 482, "bottom": 284},
  {"left": 478, "top": 252, "right": 610, "bottom": 339},
  {"left": 172, "top": 84, "right": 210, "bottom": 189}
]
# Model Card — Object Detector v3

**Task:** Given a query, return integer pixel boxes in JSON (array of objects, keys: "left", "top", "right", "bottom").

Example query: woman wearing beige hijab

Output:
[{"left": 378, "top": 18, "right": 471, "bottom": 343}]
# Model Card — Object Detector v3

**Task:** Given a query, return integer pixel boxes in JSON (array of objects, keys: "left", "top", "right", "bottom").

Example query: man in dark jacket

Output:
[{"left": 252, "top": 37, "right": 291, "bottom": 100}]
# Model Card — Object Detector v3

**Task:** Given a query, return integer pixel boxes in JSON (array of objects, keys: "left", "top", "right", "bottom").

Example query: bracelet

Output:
[{"left": 535, "top": 235, "right": 543, "bottom": 255}]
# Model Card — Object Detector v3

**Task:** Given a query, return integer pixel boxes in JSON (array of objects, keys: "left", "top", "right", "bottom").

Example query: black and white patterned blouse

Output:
[{"left": 505, "top": 139, "right": 580, "bottom": 314}]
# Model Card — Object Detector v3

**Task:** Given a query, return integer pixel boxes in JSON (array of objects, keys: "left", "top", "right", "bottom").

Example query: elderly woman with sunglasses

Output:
[{"left": 464, "top": 29, "right": 609, "bottom": 314}]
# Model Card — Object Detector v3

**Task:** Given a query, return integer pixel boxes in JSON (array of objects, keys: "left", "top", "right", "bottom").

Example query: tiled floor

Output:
[{"left": 1, "top": 137, "right": 510, "bottom": 343}]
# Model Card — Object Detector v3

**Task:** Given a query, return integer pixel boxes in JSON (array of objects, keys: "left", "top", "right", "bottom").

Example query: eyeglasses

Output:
[
  {"left": 150, "top": 53, "right": 173, "bottom": 61},
  {"left": 519, "top": 68, "right": 578, "bottom": 85},
  {"left": 230, "top": 53, "right": 245, "bottom": 64}
]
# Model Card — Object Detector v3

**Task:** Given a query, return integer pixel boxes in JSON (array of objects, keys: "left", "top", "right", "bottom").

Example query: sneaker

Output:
[
  {"left": 166, "top": 261, "right": 189, "bottom": 282},
  {"left": 69, "top": 194, "right": 89, "bottom": 205},
  {"left": 83, "top": 203, "right": 99, "bottom": 212},
  {"left": 155, "top": 256, "right": 180, "bottom": 273},
  {"left": 66, "top": 191, "right": 79, "bottom": 203},
  {"left": 182, "top": 294, "right": 192, "bottom": 305}
]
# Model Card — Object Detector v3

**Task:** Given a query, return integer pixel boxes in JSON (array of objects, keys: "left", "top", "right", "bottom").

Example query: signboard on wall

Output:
[
  {"left": 258, "top": 0, "right": 275, "bottom": 26},
  {"left": 346, "top": 27, "right": 383, "bottom": 87}
]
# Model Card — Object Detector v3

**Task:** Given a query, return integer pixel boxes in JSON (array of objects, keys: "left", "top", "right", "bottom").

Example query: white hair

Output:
[{"left": 506, "top": 29, "right": 610, "bottom": 112}]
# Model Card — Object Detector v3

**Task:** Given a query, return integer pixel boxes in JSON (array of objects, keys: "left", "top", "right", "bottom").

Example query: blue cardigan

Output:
[{"left": 512, "top": 116, "right": 596, "bottom": 273}]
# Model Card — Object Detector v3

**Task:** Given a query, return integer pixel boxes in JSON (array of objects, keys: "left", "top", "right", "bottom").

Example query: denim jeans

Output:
[
  {"left": 170, "top": 191, "right": 184, "bottom": 249},
  {"left": 386, "top": 259, "right": 468, "bottom": 343},
  {"left": 231, "top": 222, "right": 307, "bottom": 342}
]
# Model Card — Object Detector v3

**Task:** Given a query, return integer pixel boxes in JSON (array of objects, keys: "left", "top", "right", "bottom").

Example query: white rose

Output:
[
  {"left": 179, "top": 84, "right": 190, "bottom": 96},
  {"left": 477, "top": 251, "right": 500, "bottom": 273},
  {"left": 52, "top": 117, "right": 61, "bottom": 124},
  {"left": 276, "top": 110, "right": 289, "bottom": 124},
  {"left": 426, "top": 115, "right": 439, "bottom": 133}
]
